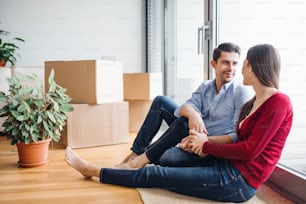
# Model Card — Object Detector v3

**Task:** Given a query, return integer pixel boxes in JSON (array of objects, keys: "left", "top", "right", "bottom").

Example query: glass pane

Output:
[
  {"left": 165, "top": 0, "right": 204, "bottom": 104},
  {"left": 217, "top": 0, "right": 306, "bottom": 176}
]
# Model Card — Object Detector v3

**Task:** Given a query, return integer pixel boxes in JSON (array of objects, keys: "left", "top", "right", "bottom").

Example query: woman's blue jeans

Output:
[
  {"left": 100, "top": 96, "right": 256, "bottom": 202},
  {"left": 101, "top": 159, "right": 256, "bottom": 202}
]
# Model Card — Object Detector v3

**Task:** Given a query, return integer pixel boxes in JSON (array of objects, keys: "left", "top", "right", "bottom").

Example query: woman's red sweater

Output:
[{"left": 202, "top": 92, "right": 293, "bottom": 189}]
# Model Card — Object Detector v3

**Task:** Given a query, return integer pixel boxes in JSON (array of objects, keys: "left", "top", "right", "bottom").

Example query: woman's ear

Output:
[{"left": 246, "top": 60, "right": 252, "bottom": 72}]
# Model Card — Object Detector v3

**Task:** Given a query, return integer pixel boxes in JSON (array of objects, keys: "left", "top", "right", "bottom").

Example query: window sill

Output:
[{"left": 266, "top": 163, "right": 306, "bottom": 204}]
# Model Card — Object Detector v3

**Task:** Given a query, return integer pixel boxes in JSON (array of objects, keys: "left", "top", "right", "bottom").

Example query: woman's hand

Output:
[{"left": 179, "top": 129, "right": 209, "bottom": 157}]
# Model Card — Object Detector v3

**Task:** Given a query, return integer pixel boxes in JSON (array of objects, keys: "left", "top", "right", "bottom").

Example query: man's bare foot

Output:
[
  {"left": 65, "top": 146, "right": 100, "bottom": 179},
  {"left": 114, "top": 153, "right": 150, "bottom": 170},
  {"left": 120, "top": 151, "right": 138, "bottom": 164}
]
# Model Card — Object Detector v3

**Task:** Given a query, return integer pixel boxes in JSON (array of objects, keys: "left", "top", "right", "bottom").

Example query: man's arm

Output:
[
  {"left": 178, "top": 104, "right": 207, "bottom": 134},
  {"left": 179, "top": 105, "right": 234, "bottom": 144}
]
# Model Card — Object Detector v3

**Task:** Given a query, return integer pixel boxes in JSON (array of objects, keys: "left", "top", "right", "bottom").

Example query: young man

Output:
[{"left": 121, "top": 42, "right": 253, "bottom": 167}]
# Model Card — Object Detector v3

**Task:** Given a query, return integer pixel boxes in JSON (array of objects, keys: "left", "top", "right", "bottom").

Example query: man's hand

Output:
[
  {"left": 179, "top": 129, "right": 209, "bottom": 157},
  {"left": 188, "top": 113, "right": 208, "bottom": 134},
  {"left": 178, "top": 105, "right": 208, "bottom": 134}
]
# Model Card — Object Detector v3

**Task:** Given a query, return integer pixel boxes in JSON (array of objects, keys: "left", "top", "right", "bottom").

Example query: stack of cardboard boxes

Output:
[
  {"left": 123, "top": 72, "right": 163, "bottom": 132},
  {"left": 45, "top": 60, "right": 129, "bottom": 148}
]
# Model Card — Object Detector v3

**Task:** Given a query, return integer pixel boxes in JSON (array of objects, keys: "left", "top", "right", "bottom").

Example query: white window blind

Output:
[{"left": 146, "top": 0, "right": 164, "bottom": 72}]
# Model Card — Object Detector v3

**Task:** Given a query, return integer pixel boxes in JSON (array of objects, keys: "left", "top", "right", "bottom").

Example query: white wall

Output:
[{"left": 0, "top": 0, "right": 146, "bottom": 73}]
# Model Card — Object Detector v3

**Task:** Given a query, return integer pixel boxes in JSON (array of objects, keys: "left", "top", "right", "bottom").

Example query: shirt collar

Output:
[{"left": 211, "top": 78, "right": 235, "bottom": 92}]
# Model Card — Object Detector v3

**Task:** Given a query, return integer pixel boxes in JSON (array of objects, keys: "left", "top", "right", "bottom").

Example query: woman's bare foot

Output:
[
  {"left": 65, "top": 146, "right": 100, "bottom": 179},
  {"left": 120, "top": 151, "right": 138, "bottom": 164},
  {"left": 114, "top": 153, "right": 150, "bottom": 170}
]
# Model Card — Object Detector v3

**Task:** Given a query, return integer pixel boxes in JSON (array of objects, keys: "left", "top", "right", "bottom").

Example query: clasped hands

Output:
[{"left": 178, "top": 129, "right": 208, "bottom": 157}]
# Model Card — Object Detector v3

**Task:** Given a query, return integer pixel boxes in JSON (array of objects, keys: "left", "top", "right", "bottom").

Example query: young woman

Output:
[{"left": 65, "top": 44, "right": 293, "bottom": 203}]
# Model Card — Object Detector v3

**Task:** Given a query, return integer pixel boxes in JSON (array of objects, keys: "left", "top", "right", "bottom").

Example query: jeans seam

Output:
[
  {"left": 237, "top": 174, "right": 255, "bottom": 200},
  {"left": 225, "top": 161, "right": 235, "bottom": 181},
  {"left": 238, "top": 188, "right": 247, "bottom": 202}
]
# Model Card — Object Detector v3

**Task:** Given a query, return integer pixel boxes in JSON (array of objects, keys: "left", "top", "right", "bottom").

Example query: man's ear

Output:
[{"left": 210, "top": 60, "right": 216, "bottom": 69}]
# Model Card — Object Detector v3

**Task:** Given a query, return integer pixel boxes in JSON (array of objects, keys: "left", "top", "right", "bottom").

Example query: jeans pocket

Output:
[{"left": 219, "top": 189, "right": 247, "bottom": 203}]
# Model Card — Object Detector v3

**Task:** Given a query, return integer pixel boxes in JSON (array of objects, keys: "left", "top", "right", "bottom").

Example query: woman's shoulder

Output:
[
  {"left": 269, "top": 91, "right": 292, "bottom": 109},
  {"left": 272, "top": 91, "right": 291, "bottom": 102}
]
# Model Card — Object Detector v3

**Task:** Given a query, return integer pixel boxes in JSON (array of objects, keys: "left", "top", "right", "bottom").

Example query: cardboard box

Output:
[
  {"left": 45, "top": 60, "right": 123, "bottom": 104},
  {"left": 128, "top": 100, "right": 152, "bottom": 132},
  {"left": 60, "top": 102, "right": 129, "bottom": 148},
  {"left": 124, "top": 72, "right": 163, "bottom": 100}
]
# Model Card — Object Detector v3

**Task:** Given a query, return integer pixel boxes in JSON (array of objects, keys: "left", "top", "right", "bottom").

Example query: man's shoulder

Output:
[
  {"left": 197, "top": 79, "right": 214, "bottom": 90},
  {"left": 229, "top": 79, "right": 254, "bottom": 97},
  {"left": 230, "top": 79, "right": 249, "bottom": 91}
]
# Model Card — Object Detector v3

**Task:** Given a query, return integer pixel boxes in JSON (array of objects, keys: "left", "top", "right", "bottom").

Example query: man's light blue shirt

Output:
[{"left": 174, "top": 79, "right": 253, "bottom": 142}]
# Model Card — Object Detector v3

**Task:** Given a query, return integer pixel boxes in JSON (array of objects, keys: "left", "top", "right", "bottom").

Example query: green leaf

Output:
[
  {"left": 22, "top": 100, "right": 31, "bottom": 112},
  {"left": 17, "top": 103, "right": 25, "bottom": 112},
  {"left": 46, "top": 111, "right": 56, "bottom": 123},
  {"left": 34, "top": 100, "right": 44, "bottom": 108},
  {"left": 21, "top": 129, "right": 29, "bottom": 137},
  {"left": 12, "top": 98, "right": 19, "bottom": 106},
  {"left": 43, "top": 120, "right": 50, "bottom": 133},
  {"left": 48, "top": 69, "right": 55, "bottom": 91},
  {"left": 60, "top": 104, "right": 74, "bottom": 112},
  {"left": 0, "top": 91, "right": 8, "bottom": 102},
  {"left": 12, "top": 128, "right": 18, "bottom": 136},
  {"left": 37, "top": 115, "right": 42, "bottom": 123},
  {"left": 53, "top": 100, "right": 59, "bottom": 112},
  {"left": 16, "top": 115, "right": 26, "bottom": 121},
  {"left": 11, "top": 110, "right": 19, "bottom": 118}
]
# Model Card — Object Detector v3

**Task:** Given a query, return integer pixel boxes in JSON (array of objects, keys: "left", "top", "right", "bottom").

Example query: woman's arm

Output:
[{"left": 202, "top": 94, "right": 292, "bottom": 160}]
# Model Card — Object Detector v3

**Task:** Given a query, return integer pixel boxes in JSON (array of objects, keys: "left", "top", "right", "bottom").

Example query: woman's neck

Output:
[
  {"left": 254, "top": 86, "right": 278, "bottom": 101},
  {"left": 249, "top": 86, "right": 278, "bottom": 115}
]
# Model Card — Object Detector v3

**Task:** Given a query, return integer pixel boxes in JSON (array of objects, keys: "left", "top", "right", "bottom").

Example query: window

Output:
[{"left": 217, "top": 0, "right": 306, "bottom": 202}]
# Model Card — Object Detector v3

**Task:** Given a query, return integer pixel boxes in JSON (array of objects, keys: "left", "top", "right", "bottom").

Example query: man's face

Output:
[{"left": 211, "top": 51, "right": 239, "bottom": 85}]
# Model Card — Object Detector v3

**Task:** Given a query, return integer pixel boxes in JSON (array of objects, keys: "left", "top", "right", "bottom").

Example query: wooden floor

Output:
[
  {"left": 0, "top": 133, "right": 143, "bottom": 204},
  {"left": 1, "top": 130, "right": 305, "bottom": 204}
]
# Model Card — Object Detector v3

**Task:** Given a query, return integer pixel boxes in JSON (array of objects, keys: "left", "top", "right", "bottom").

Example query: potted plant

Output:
[
  {"left": 0, "top": 69, "right": 73, "bottom": 167},
  {"left": 0, "top": 28, "right": 25, "bottom": 67}
]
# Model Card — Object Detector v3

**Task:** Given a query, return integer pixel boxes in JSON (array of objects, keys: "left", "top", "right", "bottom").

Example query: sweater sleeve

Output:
[{"left": 202, "top": 93, "right": 293, "bottom": 160}]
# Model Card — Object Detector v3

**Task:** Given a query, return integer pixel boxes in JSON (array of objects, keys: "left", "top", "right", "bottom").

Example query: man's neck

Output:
[{"left": 215, "top": 79, "right": 232, "bottom": 93}]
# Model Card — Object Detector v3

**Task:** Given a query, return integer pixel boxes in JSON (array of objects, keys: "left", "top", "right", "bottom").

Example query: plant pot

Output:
[
  {"left": 16, "top": 139, "right": 51, "bottom": 168},
  {"left": 0, "top": 60, "right": 6, "bottom": 67}
]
